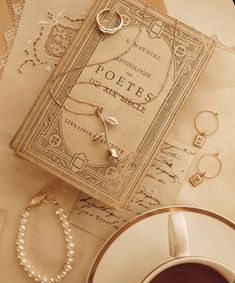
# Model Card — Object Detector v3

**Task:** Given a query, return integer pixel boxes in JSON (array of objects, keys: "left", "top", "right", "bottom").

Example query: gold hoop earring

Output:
[
  {"left": 193, "top": 110, "right": 219, "bottom": 148},
  {"left": 189, "top": 152, "right": 222, "bottom": 187},
  {"left": 96, "top": 8, "right": 124, "bottom": 34}
]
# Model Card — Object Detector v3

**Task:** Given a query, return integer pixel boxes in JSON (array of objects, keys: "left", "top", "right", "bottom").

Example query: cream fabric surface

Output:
[{"left": 0, "top": 1, "right": 234, "bottom": 283}]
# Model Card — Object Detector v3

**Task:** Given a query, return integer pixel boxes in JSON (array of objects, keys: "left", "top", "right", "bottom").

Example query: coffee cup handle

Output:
[{"left": 168, "top": 213, "right": 189, "bottom": 257}]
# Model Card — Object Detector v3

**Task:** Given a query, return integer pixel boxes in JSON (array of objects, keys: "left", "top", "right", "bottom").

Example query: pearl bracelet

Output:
[{"left": 16, "top": 188, "right": 75, "bottom": 283}]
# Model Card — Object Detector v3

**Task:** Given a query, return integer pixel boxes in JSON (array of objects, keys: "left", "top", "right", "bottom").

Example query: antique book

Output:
[{"left": 10, "top": 0, "right": 215, "bottom": 209}]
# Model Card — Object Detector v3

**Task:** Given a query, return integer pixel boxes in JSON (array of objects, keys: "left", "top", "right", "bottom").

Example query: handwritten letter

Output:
[{"left": 69, "top": 139, "right": 194, "bottom": 239}]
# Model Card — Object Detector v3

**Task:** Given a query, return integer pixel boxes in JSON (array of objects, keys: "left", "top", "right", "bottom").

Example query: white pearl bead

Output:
[
  {"left": 65, "top": 239, "right": 70, "bottom": 244},
  {"left": 18, "top": 251, "right": 26, "bottom": 257},
  {"left": 60, "top": 218, "right": 66, "bottom": 223},
  {"left": 24, "top": 267, "right": 30, "bottom": 272},
  {"left": 17, "top": 239, "right": 25, "bottom": 245},
  {"left": 42, "top": 277, "right": 49, "bottom": 283},
  {"left": 62, "top": 223, "right": 69, "bottom": 229},
  {"left": 21, "top": 214, "right": 26, "bottom": 219},
  {"left": 18, "top": 232, "right": 25, "bottom": 238},
  {"left": 16, "top": 239, "right": 23, "bottom": 245},
  {"left": 66, "top": 257, "right": 74, "bottom": 264},
  {"left": 64, "top": 228, "right": 72, "bottom": 235},
  {"left": 24, "top": 264, "right": 31, "bottom": 272},
  {"left": 17, "top": 252, "right": 26, "bottom": 260},
  {"left": 35, "top": 274, "right": 42, "bottom": 282},
  {"left": 17, "top": 245, "right": 24, "bottom": 252},
  {"left": 66, "top": 235, "right": 74, "bottom": 242},
  {"left": 19, "top": 225, "right": 26, "bottom": 230},
  {"left": 60, "top": 271, "right": 67, "bottom": 278},
  {"left": 17, "top": 254, "right": 22, "bottom": 259},
  {"left": 28, "top": 270, "right": 36, "bottom": 277},
  {"left": 20, "top": 218, "right": 28, "bottom": 224},
  {"left": 49, "top": 278, "right": 55, "bottom": 283},
  {"left": 22, "top": 213, "right": 28, "bottom": 218},
  {"left": 67, "top": 248, "right": 75, "bottom": 254},
  {"left": 66, "top": 255, "right": 72, "bottom": 261},
  {"left": 55, "top": 275, "right": 62, "bottom": 282},
  {"left": 18, "top": 229, "right": 25, "bottom": 235},
  {"left": 23, "top": 212, "right": 30, "bottom": 217},
  {"left": 67, "top": 250, "right": 75, "bottom": 257},
  {"left": 19, "top": 258, "right": 27, "bottom": 265},
  {"left": 67, "top": 242, "right": 75, "bottom": 249},
  {"left": 64, "top": 264, "right": 72, "bottom": 272}
]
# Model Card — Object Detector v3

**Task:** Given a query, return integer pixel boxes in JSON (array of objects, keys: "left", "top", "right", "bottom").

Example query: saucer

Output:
[{"left": 87, "top": 206, "right": 235, "bottom": 283}]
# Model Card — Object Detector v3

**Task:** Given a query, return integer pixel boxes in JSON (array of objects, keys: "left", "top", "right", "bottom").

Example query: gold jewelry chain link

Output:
[
  {"left": 48, "top": 2, "right": 178, "bottom": 162},
  {"left": 49, "top": 3, "right": 178, "bottom": 111}
]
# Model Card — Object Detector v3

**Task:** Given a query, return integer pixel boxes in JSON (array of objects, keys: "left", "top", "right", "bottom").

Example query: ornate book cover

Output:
[{"left": 10, "top": 0, "right": 215, "bottom": 209}]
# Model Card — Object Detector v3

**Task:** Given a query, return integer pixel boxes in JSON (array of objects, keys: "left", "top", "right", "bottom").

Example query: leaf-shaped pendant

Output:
[
  {"left": 105, "top": 117, "right": 119, "bottom": 126},
  {"left": 92, "top": 133, "right": 106, "bottom": 142},
  {"left": 108, "top": 148, "right": 118, "bottom": 163}
]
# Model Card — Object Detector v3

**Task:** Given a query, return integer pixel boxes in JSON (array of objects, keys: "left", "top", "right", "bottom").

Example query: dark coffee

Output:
[{"left": 149, "top": 263, "right": 229, "bottom": 283}]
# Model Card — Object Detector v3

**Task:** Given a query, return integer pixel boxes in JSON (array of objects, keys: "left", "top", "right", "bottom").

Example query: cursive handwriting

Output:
[{"left": 69, "top": 138, "right": 195, "bottom": 239}]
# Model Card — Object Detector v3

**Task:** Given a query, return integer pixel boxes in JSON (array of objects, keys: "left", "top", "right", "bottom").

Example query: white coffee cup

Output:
[
  {"left": 168, "top": 213, "right": 189, "bottom": 257},
  {"left": 142, "top": 256, "right": 235, "bottom": 283},
  {"left": 142, "top": 213, "right": 235, "bottom": 283}
]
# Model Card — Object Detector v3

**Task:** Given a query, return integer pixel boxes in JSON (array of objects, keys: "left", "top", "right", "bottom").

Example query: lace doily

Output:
[
  {"left": 0, "top": 0, "right": 26, "bottom": 79},
  {"left": 18, "top": 11, "right": 84, "bottom": 74}
]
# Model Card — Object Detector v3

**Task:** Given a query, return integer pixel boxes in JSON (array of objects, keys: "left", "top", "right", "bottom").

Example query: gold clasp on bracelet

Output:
[
  {"left": 18, "top": 187, "right": 75, "bottom": 280},
  {"left": 27, "top": 187, "right": 56, "bottom": 209}
]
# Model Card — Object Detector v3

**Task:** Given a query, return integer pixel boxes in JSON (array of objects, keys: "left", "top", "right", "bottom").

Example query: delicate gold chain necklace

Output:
[{"left": 49, "top": 4, "right": 178, "bottom": 162}]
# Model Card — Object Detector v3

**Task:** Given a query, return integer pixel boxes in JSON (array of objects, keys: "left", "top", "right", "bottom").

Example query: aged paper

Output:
[
  {"left": 170, "top": 45, "right": 235, "bottom": 221},
  {"left": 69, "top": 138, "right": 194, "bottom": 239},
  {"left": 10, "top": 0, "right": 215, "bottom": 209}
]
